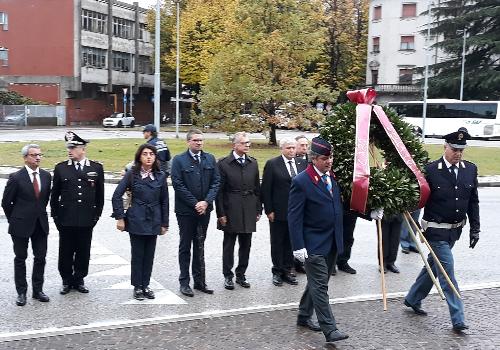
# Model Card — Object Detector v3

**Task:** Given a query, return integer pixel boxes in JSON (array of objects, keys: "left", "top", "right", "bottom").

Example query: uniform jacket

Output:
[
  {"left": 261, "top": 155, "right": 306, "bottom": 222},
  {"left": 171, "top": 150, "right": 220, "bottom": 216},
  {"left": 423, "top": 157, "right": 480, "bottom": 241},
  {"left": 50, "top": 159, "right": 105, "bottom": 227},
  {"left": 111, "top": 170, "right": 169, "bottom": 235},
  {"left": 216, "top": 152, "right": 262, "bottom": 233},
  {"left": 288, "top": 164, "right": 344, "bottom": 255},
  {"left": 147, "top": 136, "right": 171, "bottom": 174},
  {"left": 2, "top": 167, "right": 52, "bottom": 237}
]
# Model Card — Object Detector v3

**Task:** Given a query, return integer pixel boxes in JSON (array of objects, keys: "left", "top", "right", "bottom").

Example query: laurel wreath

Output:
[{"left": 320, "top": 103, "right": 430, "bottom": 216}]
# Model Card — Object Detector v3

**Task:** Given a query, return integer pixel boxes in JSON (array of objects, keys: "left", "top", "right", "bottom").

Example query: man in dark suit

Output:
[
  {"left": 216, "top": 132, "right": 261, "bottom": 290},
  {"left": 293, "top": 135, "right": 309, "bottom": 273},
  {"left": 288, "top": 137, "right": 349, "bottom": 344},
  {"left": 171, "top": 129, "right": 220, "bottom": 297},
  {"left": 262, "top": 137, "right": 306, "bottom": 286},
  {"left": 2, "top": 144, "right": 52, "bottom": 306},
  {"left": 51, "top": 131, "right": 105, "bottom": 294},
  {"left": 405, "top": 127, "right": 480, "bottom": 333}
]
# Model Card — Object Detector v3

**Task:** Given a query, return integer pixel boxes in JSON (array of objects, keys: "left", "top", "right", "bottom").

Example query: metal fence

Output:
[{"left": 0, "top": 105, "right": 66, "bottom": 127}]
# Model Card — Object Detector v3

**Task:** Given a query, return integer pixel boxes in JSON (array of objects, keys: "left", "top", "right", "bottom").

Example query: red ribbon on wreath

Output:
[{"left": 347, "top": 88, "right": 430, "bottom": 214}]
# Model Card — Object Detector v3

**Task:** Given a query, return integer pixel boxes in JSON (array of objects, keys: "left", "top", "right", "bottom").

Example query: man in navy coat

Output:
[
  {"left": 288, "top": 137, "right": 348, "bottom": 344},
  {"left": 405, "top": 127, "right": 480, "bottom": 332},
  {"left": 2, "top": 144, "right": 52, "bottom": 306}
]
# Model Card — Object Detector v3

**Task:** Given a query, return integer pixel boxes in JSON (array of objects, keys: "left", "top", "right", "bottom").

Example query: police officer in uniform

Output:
[
  {"left": 404, "top": 127, "right": 480, "bottom": 332},
  {"left": 51, "top": 132, "right": 105, "bottom": 294}
]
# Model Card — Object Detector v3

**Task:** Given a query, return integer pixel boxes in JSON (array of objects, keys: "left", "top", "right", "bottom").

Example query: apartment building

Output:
[{"left": 0, "top": 0, "right": 175, "bottom": 125}]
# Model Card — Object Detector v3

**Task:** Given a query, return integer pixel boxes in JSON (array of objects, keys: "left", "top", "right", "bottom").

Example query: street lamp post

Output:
[
  {"left": 421, "top": 0, "right": 433, "bottom": 142},
  {"left": 459, "top": 28, "right": 467, "bottom": 101},
  {"left": 153, "top": 0, "right": 161, "bottom": 130},
  {"left": 174, "top": 0, "right": 180, "bottom": 139},
  {"left": 123, "top": 87, "right": 128, "bottom": 115}
]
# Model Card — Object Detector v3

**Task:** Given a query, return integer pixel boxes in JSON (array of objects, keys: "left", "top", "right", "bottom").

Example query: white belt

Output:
[{"left": 421, "top": 219, "right": 466, "bottom": 230}]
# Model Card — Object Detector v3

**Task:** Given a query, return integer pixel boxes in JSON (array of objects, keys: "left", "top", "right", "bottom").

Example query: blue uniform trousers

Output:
[
  {"left": 406, "top": 240, "right": 465, "bottom": 326},
  {"left": 400, "top": 210, "right": 420, "bottom": 250}
]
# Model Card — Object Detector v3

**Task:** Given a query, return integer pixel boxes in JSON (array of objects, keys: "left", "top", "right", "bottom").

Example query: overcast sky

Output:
[{"left": 121, "top": 0, "right": 158, "bottom": 9}]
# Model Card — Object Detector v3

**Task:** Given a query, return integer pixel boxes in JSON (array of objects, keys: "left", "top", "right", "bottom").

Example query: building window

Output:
[
  {"left": 400, "top": 35, "right": 415, "bottom": 50},
  {"left": 399, "top": 68, "right": 413, "bottom": 84},
  {"left": 82, "top": 9, "right": 107, "bottom": 34},
  {"left": 371, "top": 70, "right": 379, "bottom": 85},
  {"left": 0, "top": 11, "right": 8, "bottom": 30},
  {"left": 139, "top": 23, "right": 150, "bottom": 42},
  {"left": 373, "top": 6, "right": 382, "bottom": 20},
  {"left": 112, "top": 51, "right": 132, "bottom": 71},
  {"left": 402, "top": 3, "right": 417, "bottom": 18},
  {"left": 82, "top": 47, "right": 107, "bottom": 68},
  {"left": 0, "top": 47, "right": 8, "bottom": 66},
  {"left": 138, "top": 56, "right": 153, "bottom": 74},
  {"left": 372, "top": 37, "right": 380, "bottom": 53},
  {"left": 113, "top": 17, "right": 134, "bottom": 39}
]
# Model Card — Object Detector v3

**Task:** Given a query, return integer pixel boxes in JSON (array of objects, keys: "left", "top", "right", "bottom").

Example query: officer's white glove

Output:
[
  {"left": 293, "top": 248, "right": 308, "bottom": 263},
  {"left": 370, "top": 208, "right": 384, "bottom": 220}
]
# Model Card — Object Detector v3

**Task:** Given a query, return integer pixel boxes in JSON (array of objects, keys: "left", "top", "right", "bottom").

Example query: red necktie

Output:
[{"left": 33, "top": 172, "right": 40, "bottom": 199}]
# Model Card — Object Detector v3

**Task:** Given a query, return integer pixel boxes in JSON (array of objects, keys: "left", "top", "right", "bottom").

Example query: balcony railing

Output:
[{"left": 365, "top": 84, "right": 422, "bottom": 93}]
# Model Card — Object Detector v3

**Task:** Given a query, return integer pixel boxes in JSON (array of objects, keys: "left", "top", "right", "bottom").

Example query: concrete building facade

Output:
[{"left": 0, "top": 0, "right": 179, "bottom": 125}]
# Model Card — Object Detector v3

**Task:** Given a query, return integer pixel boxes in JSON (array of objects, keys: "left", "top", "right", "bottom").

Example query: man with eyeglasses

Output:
[
  {"left": 405, "top": 127, "right": 480, "bottom": 333},
  {"left": 216, "top": 132, "right": 262, "bottom": 290},
  {"left": 2, "top": 144, "right": 52, "bottom": 306},
  {"left": 50, "top": 131, "right": 105, "bottom": 295},
  {"left": 171, "top": 129, "right": 220, "bottom": 297}
]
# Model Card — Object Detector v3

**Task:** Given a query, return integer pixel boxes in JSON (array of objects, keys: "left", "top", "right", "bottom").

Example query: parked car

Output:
[
  {"left": 0, "top": 112, "right": 26, "bottom": 126},
  {"left": 102, "top": 113, "right": 135, "bottom": 128}
]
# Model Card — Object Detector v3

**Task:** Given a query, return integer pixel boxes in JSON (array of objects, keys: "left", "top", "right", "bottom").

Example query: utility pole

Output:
[{"left": 153, "top": 0, "right": 161, "bottom": 130}]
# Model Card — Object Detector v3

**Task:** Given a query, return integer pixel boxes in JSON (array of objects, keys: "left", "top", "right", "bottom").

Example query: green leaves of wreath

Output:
[{"left": 320, "top": 103, "right": 430, "bottom": 216}]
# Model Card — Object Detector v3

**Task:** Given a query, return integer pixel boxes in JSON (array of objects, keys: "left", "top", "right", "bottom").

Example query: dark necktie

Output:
[
  {"left": 449, "top": 164, "right": 457, "bottom": 179},
  {"left": 76, "top": 162, "right": 82, "bottom": 172},
  {"left": 194, "top": 154, "right": 200, "bottom": 164},
  {"left": 288, "top": 161, "right": 297, "bottom": 177},
  {"left": 238, "top": 157, "right": 245, "bottom": 166},
  {"left": 32, "top": 172, "right": 40, "bottom": 199}
]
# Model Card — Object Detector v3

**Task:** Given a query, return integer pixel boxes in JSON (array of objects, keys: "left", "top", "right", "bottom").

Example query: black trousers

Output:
[
  {"left": 270, "top": 220, "right": 293, "bottom": 276},
  {"left": 11, "top": 220, "right": 47, "bottom": 294},
  {"left": 378, "top": 218, "right": 402, "bottom": 265},
  {"left": 58, "top": 226, "right": 93, "bottom": 286},
  {"left": 222, "top": 232, "right": 252, "bottom": 279},
  {"left": 129, "top": 233, "right": 157, "bottom": 288},
  {"left": 177, "top": 213, "right": 210, "bottom": 287},
  {"left": 336, "top": 211, "right": 358, "bottom": 267},
  {"left": 298, "top": 250, "right": 338, "bottom": 337}
]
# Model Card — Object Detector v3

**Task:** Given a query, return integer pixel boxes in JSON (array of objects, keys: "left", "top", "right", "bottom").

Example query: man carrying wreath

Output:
[{"left": 404, "top": 127, "right": 480, "bottom": 332}]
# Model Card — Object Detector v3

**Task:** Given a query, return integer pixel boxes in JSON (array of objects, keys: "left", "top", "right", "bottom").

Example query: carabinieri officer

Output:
[
  {"left": 404, "top": 127, "right": 480, "bottom": 332},
  {"left": 51, "top": 131, "right": 105, "bottom": 295}
]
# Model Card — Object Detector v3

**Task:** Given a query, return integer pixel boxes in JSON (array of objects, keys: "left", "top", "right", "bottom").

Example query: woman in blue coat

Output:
[{"left": 112, "top": 144, "right": 169, "bottom": 300}]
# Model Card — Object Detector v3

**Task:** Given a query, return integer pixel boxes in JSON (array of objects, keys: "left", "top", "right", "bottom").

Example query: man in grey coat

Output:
[{"left": 216, "top": 132, "right": 262, "bottom": 290}]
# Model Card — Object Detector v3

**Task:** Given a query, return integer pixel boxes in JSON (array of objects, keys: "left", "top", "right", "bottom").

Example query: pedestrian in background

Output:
[
  {"left": 51, "top": 132, "right": 104, "bottom": 295},
  {"left": 405, "top": 127, "right": 480, "bottom": 332},
  {"left": 171, "top": 129, "right": 220, "bottom": 297},
  {"left": 261, "top": 137, "right": 306, "bottom": 287},
  {"left": 400, "top": 209, "right": 420, "bottom": 254},
  {"left": 288, "top": 136, "right": 349, "bottom": 344},
  {"left": 2, "top": 144, "right": 51, "bottom": 306},
  {"left": 295, "top": 135, "right": 309, "bottom": 162},
  {"left": 216, "top": 132, "right": 261, "bottom": 290},
  {"left": 378, "top": 214, "right": 403, "bottom": 273},
  {"left": 111, "top": 144, "right": 169, "bottom": 300},
  {"left": 142, "top": 124, "right": 171, "bottom": 176}
]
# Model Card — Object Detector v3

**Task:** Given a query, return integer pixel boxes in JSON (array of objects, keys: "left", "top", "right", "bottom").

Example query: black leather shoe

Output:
[
  {"left": 338, "top": 263, "right": 357, "bottom": 274},
  {"left": 142, "top": 287, "right": 155, "bottom": 299},
  {"left": 453, "top": 323, "right": 469, "bottom": 332},
  {"left": 194, "top": 285, "right": 214, "bottom": 294},
  {"left": 32, "top": 291, "right": 50, "bottom": 302},
  {"left": 74, "top": 284, "right": 89, "bottom": 293},
  {"left": 272, "top": 274, "right": 283, "bottom": 286},
  {"left": 282, "top": 273, "right": 298, "bottom": 285},
  {"left": 235, "top": 277, "right": 251, "bottom": 288},
  {"left": 180, "top": 285, "right": 194, "bottom": 297},
  {"left": 133, "top": 287, "right": 145, "bottom": 301},
  {"left": 386, "top": 263, "right": 400, "bottom": 273},
  {"left": 401, "top": 247, "right": 410, "bottom": 254},
  {"left": 297, "top": 318, "right": 321, "bottom": 332},
  {"left": 60, "top": 284, "right": 71, "bottom": 295},
  {"left": 295, "top": 264, "right": 306, "bottom": 274},
  {"left": 325, "top": 329, "right": 349, "bottom": 343},
  {"left": 224, "top": 277, "right": 235, "bottom": 290},
  {"left": 404, "top": 299, "right": 428, "bottom": 316},
  {"left": 409, "top": 246, "right": 419, "bottom": 253},
  {"left": 16, "top": 293, "right": 27, "bottom": 306}
]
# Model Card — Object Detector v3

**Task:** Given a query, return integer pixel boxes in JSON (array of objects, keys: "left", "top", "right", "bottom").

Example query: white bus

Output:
[{"left": 387, "top": 99, "right": 500, "bottom": 139}]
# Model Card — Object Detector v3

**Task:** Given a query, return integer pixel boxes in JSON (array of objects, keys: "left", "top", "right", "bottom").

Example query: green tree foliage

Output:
[
  {"left": 0, "top": 91, "right": 44, "bottom": 105},
  {"left": 312, "top": 0, "right": 369, "bottom": 98},
  {"left": 197, "top": 0, "right": 337, "bottom": 144},
  {"left": 428, "top": 0, "right": 500, "bottom": 100}
]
